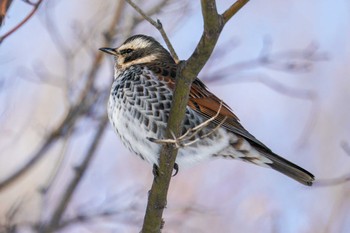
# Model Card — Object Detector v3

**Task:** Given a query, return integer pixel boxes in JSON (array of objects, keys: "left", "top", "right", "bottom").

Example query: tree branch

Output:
[
  {"left": 42, "top": 115, "right": 108, "bottom": 233},
  {"left": 0, "top": 0, "right": 43, "bottom": 44},
  {"left": 312, "top": 142, "right": 350, "bottom": 187},
  {"left": 125, "top": 0, "right": 179, "bottom": 62},
  {"left": 0, "top": 0, "right": 13, "bottom": 27},
  {"left": 140, "top": 0, "right": 250, "bottom": 232},
  {"left": 0, "top": 0, "right": 125, "bottom": 192},
  {"left": 0, "top": 107, "right": 80, "bottom": 192},
  {"left": 40, "top": 2, "right": 128, "bottom": 230},
  {"left": 222, "top": 0, "right": 250, "bottom": 24}
]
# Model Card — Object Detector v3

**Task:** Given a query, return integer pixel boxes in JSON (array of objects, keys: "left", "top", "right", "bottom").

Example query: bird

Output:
[{"left": 100, "top": 34, "right": 314, "bottom": 186}]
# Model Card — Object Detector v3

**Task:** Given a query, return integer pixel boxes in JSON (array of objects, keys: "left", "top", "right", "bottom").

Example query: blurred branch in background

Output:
[
  {"left": 0, "top": 0, "right": 125, "bottom": 193},
  {"left": 41, "top": 115, "right": 109, "bottom": 232},
  {"left": 0, "top": 0, "right": 13, "bottom": 27},
  {"left": 35, "top": 0, "right": 125, "bottom": 231},
  {"left": 203, "top": 40, "right": 328, "bottom": 82},
  {"left": 0, "top": 0, "right": 349, "bottom": 232},
  {"left": 341, "top": 141, "right": 350, "bottom": 156},
  {"left": 0, "top": 0, "right": 179, "bottom": 232},
  {"left": 0, "top": 0, "right": 179, "bottom": 192},
  {"left": 202, "top": 41, "right": 326, "bottom": 97},
  {"left": 0, "top": 0, "right": 43, "bottom": 44},
  {"left": 202, "top": 40, "right": 327, "bottom": 148},
  {"left": 312, "top": 141, "right": 350, "bottom": 187}
]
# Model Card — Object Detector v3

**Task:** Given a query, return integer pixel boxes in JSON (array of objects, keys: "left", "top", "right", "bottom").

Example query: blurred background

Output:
[{"left": 0, "top": 0, "right": 350, "bottom": 232}]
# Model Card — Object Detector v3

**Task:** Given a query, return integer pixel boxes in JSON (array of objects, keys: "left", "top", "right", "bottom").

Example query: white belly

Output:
[{"left": 108, "top": 94, "right": 232, "bottom": 167}]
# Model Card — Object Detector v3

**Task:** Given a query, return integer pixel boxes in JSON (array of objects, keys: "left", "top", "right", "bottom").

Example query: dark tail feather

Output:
[{"left": 263, "top": 152, "right": 314, "bottom": 186}]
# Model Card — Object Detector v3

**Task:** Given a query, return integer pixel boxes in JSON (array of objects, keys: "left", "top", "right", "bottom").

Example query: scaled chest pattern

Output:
[
  {"left": 107, "top": 65, "right": 173, "bottom": 164},
  {"left": 107, "top": 65, "right": 228, "bottom": 166}
]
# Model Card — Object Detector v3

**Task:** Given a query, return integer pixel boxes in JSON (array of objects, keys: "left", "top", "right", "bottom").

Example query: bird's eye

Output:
[{"left": 120, "top": 48, "right": 133, "bottom": 55}]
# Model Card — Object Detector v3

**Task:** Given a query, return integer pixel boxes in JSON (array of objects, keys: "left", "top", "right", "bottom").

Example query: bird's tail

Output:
[{"left": 262, "top": 151, "right": 314, "bottom": 186}]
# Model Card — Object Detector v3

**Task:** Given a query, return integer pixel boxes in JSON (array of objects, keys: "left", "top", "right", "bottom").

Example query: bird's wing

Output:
[
  {"left": 188, "top": 78, "right": 272, "bottom": 151},
  {"left": 146, "top": 62, "right": 270, "bottom": 151},
  {"left": 189, "top": 78, "right": 315, "bottom": 186}
]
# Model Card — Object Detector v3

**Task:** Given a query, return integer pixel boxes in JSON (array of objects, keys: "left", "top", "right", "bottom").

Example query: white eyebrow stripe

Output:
[{"left": 118, "top": 38, "right": 152, "bottom": 51}]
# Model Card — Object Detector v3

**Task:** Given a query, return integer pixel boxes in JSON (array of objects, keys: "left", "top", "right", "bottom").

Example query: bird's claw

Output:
[{"left": 152, "top": 163, "right": 179, "bottom": 177}]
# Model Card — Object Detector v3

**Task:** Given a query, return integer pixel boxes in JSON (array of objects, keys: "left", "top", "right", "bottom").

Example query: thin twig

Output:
[
  {"left": 313, "top": 175, "right": 350, "bottom": 187},
  {"left": 222, "top": 0, "right": 250, "bottom": 24},
  {"left": 0, "top": 100, "right": 91, "bottom": 192},
  {"left": 0, "top": 0, "right": 125, "bottom": 192},
  {"left": 149, "top": 101, "right": 225, "bottom": 148},
  {"left": 41, "top": 1, "right": 126, "bottom": 231},
  {"left": 58, "top": 209, "right": 121, "bottom": 231},
  {"left": 341, "top": 141, "right": 350, "bottom": 156},
  {"left": 125, "top": 0, "right": 179, "bottom": 62},
  {"left": 42, "top": 115, "right": 109, "bottom": 233},
  {"left": 22, "top": 0, "right": 37, "bottom": 6},
  {"left": 0, "top": 0, "right": 43, "bottom": 44},
  {"left": 312, "top": 142, "right": 350, "bottom": 187},
  {"left": 203, "top": 42, "right": 328, "bottom": 80},
  {"left": 0, "top": 122, "right": 63, "bottom": 191},
  {"left": 39, "top": 125, "right": 74, "bottom": 194}
]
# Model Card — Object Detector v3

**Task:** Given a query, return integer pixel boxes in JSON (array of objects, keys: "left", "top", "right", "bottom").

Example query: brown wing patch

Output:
[
  {"left": 144, "top": 62, "right": 269, "bottom": 150},
  {"left": 189, "top": 78, "right": 239, "bottom": 122},
  {"left": 188, "top": 78, "right": 270, "bottom": 150}
]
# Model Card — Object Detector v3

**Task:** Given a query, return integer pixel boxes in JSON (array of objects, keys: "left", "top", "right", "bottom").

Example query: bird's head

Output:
[{"left": 100, "top": 35, "right": 175, "bottom": 70}]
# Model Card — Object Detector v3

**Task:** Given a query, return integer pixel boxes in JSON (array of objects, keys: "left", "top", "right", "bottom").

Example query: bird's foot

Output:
[
  {"left": 173, "top": 163, "right": 179, "bottom": 176},
  {"left": 152, "top": 164, "right": 159, "bottom": 177},
  {"left": 152, "top": 163, "right": 179, "bottom": 177}
]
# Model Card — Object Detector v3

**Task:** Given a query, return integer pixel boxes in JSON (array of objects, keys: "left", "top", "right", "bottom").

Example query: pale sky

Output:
[{"left": 1, "top": 0, "right": 350, "bottom": 232}]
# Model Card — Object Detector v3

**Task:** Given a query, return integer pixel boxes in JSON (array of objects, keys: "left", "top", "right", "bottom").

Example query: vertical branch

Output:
[
  {"left": 141, "top": 0, "right": 250, "bottom": 232},
  {"left": 42, "top": 115, "right": 108, "bottom": 233}
]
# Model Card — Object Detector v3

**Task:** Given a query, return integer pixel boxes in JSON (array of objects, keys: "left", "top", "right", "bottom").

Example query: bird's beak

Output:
[{"left": 99, "top": 47, "right": 118, "bottom": 56}]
